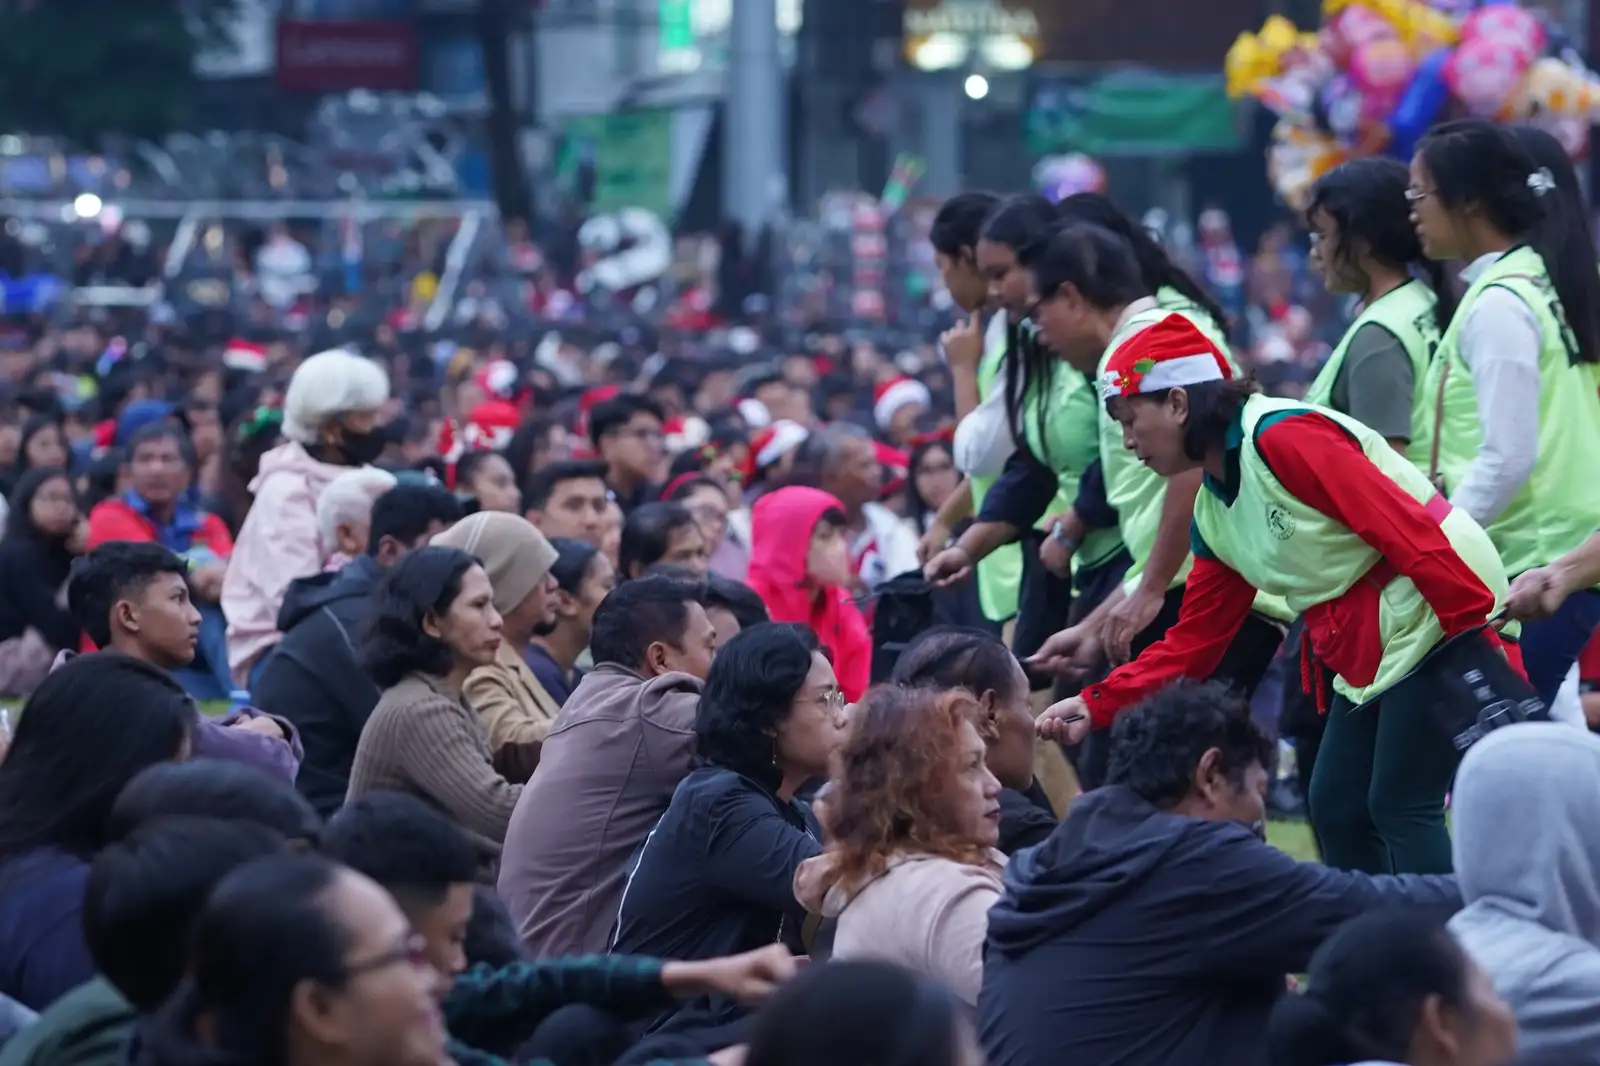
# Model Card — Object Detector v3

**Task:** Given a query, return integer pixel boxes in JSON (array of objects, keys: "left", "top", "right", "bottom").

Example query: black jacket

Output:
[
  {"left": 978, "top": 785, "right": 1461, "bottom": 1066},
  {"left": 611, "top": 766, "right": 820, "bottom": 1032},
  {"left": 251, "top": 555, "right": 384, "bottom": 817},
  {"left": 0, "top": 532, "right": 77, "bottom": 652}
]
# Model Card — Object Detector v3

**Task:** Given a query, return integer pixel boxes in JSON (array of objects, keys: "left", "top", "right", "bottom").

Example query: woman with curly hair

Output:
[{"left": 815, "top": 685, "right": 1004, "bottom": 1007}]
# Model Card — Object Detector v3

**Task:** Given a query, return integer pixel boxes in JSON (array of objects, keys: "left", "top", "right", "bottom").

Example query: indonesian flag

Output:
[{"left": 224, "top": 338, "right": 267, "bottom": 374}]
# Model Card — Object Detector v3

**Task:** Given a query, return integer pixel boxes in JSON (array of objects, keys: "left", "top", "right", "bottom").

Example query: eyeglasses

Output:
[
  {"left": 1404, "top": 187, "right": 1433, "bottom": 204},
  {"left": 804, "top": 689, "right": 847, "bottom": 716},
  {"left": 340, "top": 933, "right": 429, "bottom": 980}
]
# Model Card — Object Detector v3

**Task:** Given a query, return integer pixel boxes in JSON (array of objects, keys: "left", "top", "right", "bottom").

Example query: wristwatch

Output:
[{"left": 1050, "top": 520, "right": 1082, "bottom": 551}]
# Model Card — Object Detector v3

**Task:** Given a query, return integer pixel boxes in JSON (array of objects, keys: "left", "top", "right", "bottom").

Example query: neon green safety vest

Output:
[
  {"left": 1417, "top": 245, "right": 1600, "bottom": 577},
  {"left": 970, "top": 316, "right": 1022, "bottom": 621},
  {"left": 1302, "top": 278, "right": 1437, "bottom": 469},
  {"left": 1020, "top": 332, "right": 1125, "bottom": 571},
  {"left": 1193, "top": 393, "right": 1508, "bottom": 703}
]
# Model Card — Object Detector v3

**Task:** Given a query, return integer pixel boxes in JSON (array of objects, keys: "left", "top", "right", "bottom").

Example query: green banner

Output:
[
  {"left": 557, "top": 109, "right": 675, "bottom": 219},
  {"left": 1027, "top": 71, "right": 1241, "bottom": 158}
]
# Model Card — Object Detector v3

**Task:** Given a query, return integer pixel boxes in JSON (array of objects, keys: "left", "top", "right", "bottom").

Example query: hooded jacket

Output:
[
  {"left": 979, "top": 785, "right": 1460, "bottom": 1066},
  {"left": 1450, "top": 723, "right": 1600, "bottom": 1065},
  {"left": 746, "top": 487, "right": 871, "bottom": 701},
  {"left": 222, "top": 442, "right": 352, "bottom": 679},
  {"left": 498, "top": 663, "right": 703, "bottom": 957},
  {"left": 252, "top": 554, "right": 386, "bottom": 816}
]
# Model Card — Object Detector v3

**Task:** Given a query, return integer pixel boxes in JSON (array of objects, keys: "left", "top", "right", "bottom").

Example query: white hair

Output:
[
  {"left": 316, "top": 467, "right": 398, "bottom": 551},
  {"left": 282, "top": 349, "right": 391, "bottom": 444}
]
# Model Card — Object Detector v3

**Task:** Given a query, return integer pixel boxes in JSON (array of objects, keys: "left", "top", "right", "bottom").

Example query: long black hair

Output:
[
  {"left": 4, "top": 466, "right": 76, "bottom": 545},
  {"left": 1417, "top": 118, "right": 1600, "bottom": 364},
  {"left": 0, "top": 652, "right": 194, "bottom": 860},
  {"left": 929, "top": 191, "right": 1000, "bottom": 258},
  {"left": 980, "top": 194, "right": 1063, "bottom": 458},
  {"left": 1308, "top": 157, "right": 1456, "bottom": 332},
  {"left": 1056, "top": 192, "right": 1229, "bottom": 332}
]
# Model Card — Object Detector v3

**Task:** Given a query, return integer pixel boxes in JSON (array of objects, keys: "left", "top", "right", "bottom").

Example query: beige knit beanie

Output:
[{"left": 431, "top": 511, "right": 558, "bottom": 615}]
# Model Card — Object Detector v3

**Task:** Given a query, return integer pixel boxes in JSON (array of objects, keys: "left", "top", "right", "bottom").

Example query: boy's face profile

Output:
[{"left": 116, "top": 572, "right": 201, "bottom": 669}]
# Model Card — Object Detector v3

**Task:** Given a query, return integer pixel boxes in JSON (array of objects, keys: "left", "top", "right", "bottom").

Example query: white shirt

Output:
[
  {"left": 1450, "top": 252, "right": 1543, "bottom": 527},
  {"left": 952, "top": 314, "right": 1019, "bottom": 478}
]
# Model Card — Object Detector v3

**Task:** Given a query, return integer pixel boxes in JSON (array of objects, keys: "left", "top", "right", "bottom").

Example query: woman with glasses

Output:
[
  {"left": 136, "top": 852, "right": 447, "bottom": 1066},
  {"left": 1409, "top": 120, "right": 1600, "bottom": 706},
  {"left": 611, "top": 623, "right": 845, "bottom": 1041},
  {"left": 0, "top": 468, "right": 84, "bottom": 697},
  {"left": 663, "top": 472, "right": 747, "bottom": 581}
]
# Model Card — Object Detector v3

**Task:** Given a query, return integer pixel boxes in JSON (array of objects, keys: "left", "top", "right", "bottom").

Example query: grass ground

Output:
[{"left": 1266, "top": 819, "right": 1319, "bottom": 862}]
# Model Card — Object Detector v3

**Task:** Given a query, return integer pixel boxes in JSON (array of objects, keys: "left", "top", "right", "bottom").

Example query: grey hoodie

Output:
[{"left": 1450, "top": 722, "right": 1600, "bottom": 1065}]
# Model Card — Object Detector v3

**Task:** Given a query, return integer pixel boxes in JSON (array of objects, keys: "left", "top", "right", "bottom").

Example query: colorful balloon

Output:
[
  {"left": 1516, "top": 55, "right": 1600, "bottom": 121},
  {"left": 1324, "top": 0, "right": 1461, "bottom": 51},
  {"left": 1443, "top": 35, "right": 1531, "bottom": 116},
  {"left": 1460, "top": 3, "right": 1546, "bottom": 64},
  {"left": 1348, "top": 37, "right": 1416, "bottom": 94},
  {"left": 1321, "top": 4, "right": 1397, "bottom": 66}
]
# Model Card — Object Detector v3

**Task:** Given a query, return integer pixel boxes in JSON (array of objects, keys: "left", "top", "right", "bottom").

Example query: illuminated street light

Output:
[
  {"left": 72, "top": 193, "right": 102, "bottom": 219},
  {"left": 964, "top": 73, "right": 990, "bottom": 100}
]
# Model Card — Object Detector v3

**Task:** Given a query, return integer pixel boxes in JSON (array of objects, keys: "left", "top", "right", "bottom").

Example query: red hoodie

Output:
[{"left": 746, "top": 486, "right": 872, "bottom": 702}]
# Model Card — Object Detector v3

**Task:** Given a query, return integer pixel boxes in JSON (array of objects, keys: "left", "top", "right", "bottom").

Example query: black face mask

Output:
[{"left": 339, "top": 425, "right": 387, "bottom": 465}]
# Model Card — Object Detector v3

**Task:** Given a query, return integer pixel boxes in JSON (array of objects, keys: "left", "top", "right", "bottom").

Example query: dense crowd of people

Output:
[{"left": 0, "top": 113, "right": 1599, "bottom": 1066}]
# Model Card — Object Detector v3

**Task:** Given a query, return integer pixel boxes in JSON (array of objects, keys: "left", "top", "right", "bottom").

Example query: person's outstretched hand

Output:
[
  {"left": 1101, "top": 588, "right": 1163, "bottom": 664},
  {"left": 1037, "top": 696, "right": 1090, "bottom": 745},
  {"left": 1027, "top": 623, "right": 1101, "bottom": 679},
  {"left": 925, "top": 545, "right": 974, "bottom": 588},
  {"left": 1504, "top": 565, "right": 1567, "bottom": 621},
  {"left": 662, "top": 944, "right": 798, "bottom": 1004},
  {"left": 917, "top": 519, "right": 951, "bottom": 565}
]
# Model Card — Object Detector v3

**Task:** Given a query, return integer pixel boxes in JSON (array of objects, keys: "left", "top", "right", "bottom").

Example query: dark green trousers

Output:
[{"left": 1306, "top": 670, "right": 1459, "bottom": 875}]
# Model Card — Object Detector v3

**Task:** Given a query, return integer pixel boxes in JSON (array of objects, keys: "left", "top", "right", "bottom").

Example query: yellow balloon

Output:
[
  {"left": 1259, "top": 14, "right": 1299, "bottom": 54},
  {"left": 1225, "top": 33, "right": 1271, "bottom": 98}
]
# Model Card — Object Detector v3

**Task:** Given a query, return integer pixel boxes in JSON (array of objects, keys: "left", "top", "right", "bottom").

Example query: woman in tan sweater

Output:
[
  {"left": 347, "top": 545, "right": 518, "bottom": 858},
  {"left": 808, "top": 685, "right": 1005, "bottom": 1007}
]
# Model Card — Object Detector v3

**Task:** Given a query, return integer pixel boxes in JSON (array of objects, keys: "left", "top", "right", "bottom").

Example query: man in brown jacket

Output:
[{"left": 497, "top": 575, "right": 717, "bottom": 957}]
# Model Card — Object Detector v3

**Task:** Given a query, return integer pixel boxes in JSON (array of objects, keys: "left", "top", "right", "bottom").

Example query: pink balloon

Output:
[
  {"left": 1320, "top": 4, "right": 1397, "bottom": 67},
  {"left": 1444, "top": 37, "right": 1533, "bottom": 116},
  {"left": 1461, "top": 4, "right": 1547, "bottom": 65},
  {"left": 1348, "top": 38, "right": 1415, "bottom": 93}
]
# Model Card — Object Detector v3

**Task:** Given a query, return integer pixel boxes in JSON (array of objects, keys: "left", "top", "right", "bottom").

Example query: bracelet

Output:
[{"left": 1050, "top": 520, "right": 1082, "bottom": 552}]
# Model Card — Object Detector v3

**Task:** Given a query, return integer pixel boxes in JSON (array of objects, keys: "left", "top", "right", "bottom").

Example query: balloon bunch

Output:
[{"left": 1226, "top": 0, "right": 1593, "bottom": 207}]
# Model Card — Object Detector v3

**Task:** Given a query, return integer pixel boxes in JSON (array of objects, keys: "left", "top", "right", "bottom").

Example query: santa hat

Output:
[
  {"left": 223, "top": 337, "right": 267, "bottom": 374},
  {"left": 664, "top": 414, "right": 710, "bottom": 454},
  {"left": 737, "top": 397, "right": 772, "bottom": 429},
  {"left": 741, "top": 419, "right": 810, "bottom": 483},
  {"left": 873, "top": 376, "right": 932, "bottom": 431},
  {"left": 1099, "top": 313, "right": 1233, "bottom": 402},
  {"left": 464, "top": 399, "right": 520, "bottom": 452},
  {"left": 475, "top": 359, "right": 519, "bottom": 401}
]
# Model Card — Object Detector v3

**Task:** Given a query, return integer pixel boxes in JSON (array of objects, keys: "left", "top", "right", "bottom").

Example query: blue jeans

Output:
[
  {"left": 1519, "top": 588, "right": 1600, "bottom": 707},
  {"left": 173, "top": 603, "right": 235, "bottom": 702}
]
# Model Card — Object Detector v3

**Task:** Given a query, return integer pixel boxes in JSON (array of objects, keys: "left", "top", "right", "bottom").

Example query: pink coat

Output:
[{"left": 221, "top": 442, "right": 351, "bottom": 680}]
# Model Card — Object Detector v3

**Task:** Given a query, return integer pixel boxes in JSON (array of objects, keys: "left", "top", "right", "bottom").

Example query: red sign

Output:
[{"left": 275, "top": 20, "right": 418, "bottom": 93}]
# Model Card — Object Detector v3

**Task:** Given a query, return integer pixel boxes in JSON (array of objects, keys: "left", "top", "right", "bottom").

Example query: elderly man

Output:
[{"left": 315, "top": 467, "right": 397, "bottom": 571}]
